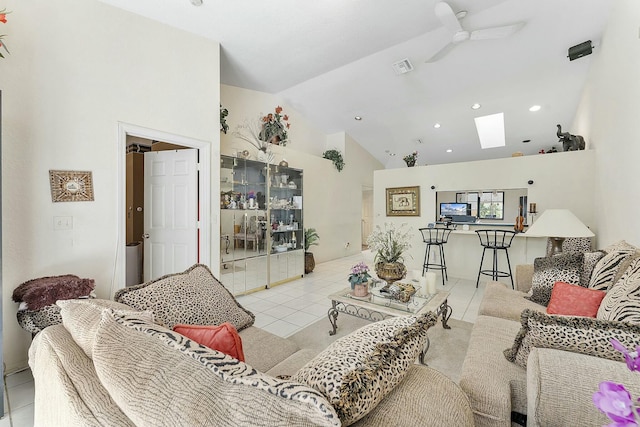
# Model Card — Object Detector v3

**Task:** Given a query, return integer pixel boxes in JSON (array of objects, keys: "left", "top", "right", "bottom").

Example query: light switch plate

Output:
[{"left": 54, "top": 216, "right": 73, "bottom": 230}]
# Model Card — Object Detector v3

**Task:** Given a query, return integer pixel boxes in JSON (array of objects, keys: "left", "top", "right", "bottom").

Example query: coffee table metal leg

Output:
[
  {"left": 419, "top": 337, "right": 431, "bottom": 365},
  {"left": 440, "top": 300, "right": 452, "bottom": 329},
  {"left": 328, "top": 301, "right": 339, "bottom": 336}
]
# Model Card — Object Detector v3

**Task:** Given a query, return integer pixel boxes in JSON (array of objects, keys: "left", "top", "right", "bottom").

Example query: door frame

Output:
[{"left": 114, "top": 122, "right": 211, "bottom": 297}]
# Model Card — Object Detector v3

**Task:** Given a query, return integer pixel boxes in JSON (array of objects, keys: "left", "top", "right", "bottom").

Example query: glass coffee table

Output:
[{"left": 327, "top": 285, "right": 452, "bottom": 364}]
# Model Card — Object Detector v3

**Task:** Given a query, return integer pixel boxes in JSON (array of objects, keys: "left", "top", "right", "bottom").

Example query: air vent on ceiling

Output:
[{"left": 392, "top": 59, "right": 414, "bottom": 75}]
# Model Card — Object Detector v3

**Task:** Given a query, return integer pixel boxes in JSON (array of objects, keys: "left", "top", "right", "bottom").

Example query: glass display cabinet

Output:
[{"left": 220, "top": 155, "right": 303, "bottom": 295}]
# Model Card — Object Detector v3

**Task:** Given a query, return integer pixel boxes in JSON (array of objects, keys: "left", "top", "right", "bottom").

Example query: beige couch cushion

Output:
[
  {"left": 57, "top": 298, "right": 152, "bottom": 358},
  {"left": 459, "top": 315, "right": 527, "bottom": 427},
  {"left": 113, "top": 264, "right": 254, "bottom": 331},
  {"left": 527, "top": 348, "right": 640, "bottom": 427},
  {"left": 28, "top": 324, "right": 134, "bottom": 427},
  {"left": 479, "top": 281, "right": 545, "bottom": 321},
  {"left": 239, "top": 326, "right": 301, "bottom": 372},
  {"left": 93, "top": 309, "right": 340, "bottom": 427}
]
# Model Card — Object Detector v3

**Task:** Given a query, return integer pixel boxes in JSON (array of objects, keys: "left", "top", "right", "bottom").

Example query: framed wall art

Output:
[
  {"left": 49, "top": 170, "right": 95, "bottom": 202},
  {"left": 386, "top": 186, "right": 420, "bottom": 216}
]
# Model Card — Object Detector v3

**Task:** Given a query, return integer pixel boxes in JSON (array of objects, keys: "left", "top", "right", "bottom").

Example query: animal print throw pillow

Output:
[
  {"left": 528, "top": 253, "right": 583, "bottom": 306},
  {"left": 588, "top": 242, "right": 638, "bottom": 291},
  {"left": 114, "top": 264, "right": 254, "bottom": 331},
  {"left": 292, "top": 312, "right": 437, "bottom": 426},
  {"left": 504, "top": 309, "right": 640, "bottom": 368},
  {"left": 597, "top": 255, "right": 640, "bottom": 324}
]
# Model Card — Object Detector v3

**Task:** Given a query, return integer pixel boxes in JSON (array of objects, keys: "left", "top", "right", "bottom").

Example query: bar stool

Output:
[
  {"left": 475, "top": 229, "right": 517, "bottom": 288},
  {"left": 419, "top": 227, "right": 452, "bottom": 287}
]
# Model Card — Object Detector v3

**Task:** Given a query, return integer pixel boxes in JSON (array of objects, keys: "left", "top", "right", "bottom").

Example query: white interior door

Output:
[{"left": 143, "top": 149, "right": 198, "bottom": 281}]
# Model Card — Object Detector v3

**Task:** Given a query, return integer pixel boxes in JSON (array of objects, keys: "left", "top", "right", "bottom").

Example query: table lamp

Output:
[{"left": 525, "top": 209, "right": 594, "bottom": 256}]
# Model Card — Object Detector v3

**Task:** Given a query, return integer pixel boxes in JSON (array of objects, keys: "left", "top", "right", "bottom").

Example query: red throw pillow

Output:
[
  {"left": 546, "top": 281, "right": 606, "bottom": 317},
  {"left": 173, "top": 323, "right": 245, "bottom": 361}
]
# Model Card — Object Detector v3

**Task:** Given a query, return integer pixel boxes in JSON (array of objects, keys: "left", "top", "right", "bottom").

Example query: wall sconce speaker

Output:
[
  {"left": 568, "top": 41, "right": 593, "bottom": 61},
  {"left": 528, "top": 180, "right": 534, "bottom": 185},
  {"left": 430, "top": 185, "right": 436, "bottom": 190}
]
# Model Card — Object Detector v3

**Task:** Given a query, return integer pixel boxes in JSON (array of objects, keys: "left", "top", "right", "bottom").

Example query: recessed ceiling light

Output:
[
  {"left": 354, "top": 116, "right": 362, "bottom": 121},
  {"left": 529, "top": 105, "right": 541, "bottom": 112},
  {"left": 434, "top": 123, "right": 441, "bottom": 128},
  {"left": 190, "top": 0, "right": 203, "bottom": 5},
  {"left": 522, "top": 139, "right": 531, "bottom": 143},
  {"left": 471, "top": 103, "right": 481, "bottom": 110},
  {"left": 390, "top": 153, "right": 396, "bottom": 156},
  {"left": 446, "top": 149, "right": 453, "bottom": 153}
]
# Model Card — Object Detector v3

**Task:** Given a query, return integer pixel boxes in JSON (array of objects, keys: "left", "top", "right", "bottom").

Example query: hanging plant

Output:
[
  {"left": 323, "top": 149, "right": 345, "bottom": 172},
  {"left": 220, "top": 104, "right": 229, "bottom": 134}
]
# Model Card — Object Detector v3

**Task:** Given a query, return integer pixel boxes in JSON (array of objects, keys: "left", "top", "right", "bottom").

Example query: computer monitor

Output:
[{"left": 440, "top": 202, "right": 471, "bottom": 217}]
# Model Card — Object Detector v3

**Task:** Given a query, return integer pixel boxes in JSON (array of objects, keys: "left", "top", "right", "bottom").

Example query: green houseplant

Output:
[
  {"left": 366, "top": 222, "right": 412, "bottom": 283},
  {"left": 304, "top": 228, "right": 320, "bottom": 274},
  {"left": 322, "top": 149, "right": 345, "bottom": 172}
]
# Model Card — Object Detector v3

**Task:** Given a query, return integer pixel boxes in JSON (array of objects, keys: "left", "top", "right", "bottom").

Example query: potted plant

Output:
[
  {"left": 322, "top": 149, "right": 345, "bottom": 172},
  {"left": 403, "top": 151, "right": 418, "bottom": 167},
  {"left": 348, "top": 261, "right": 372, "bottom": 297},
  {"left": 366, "top": 222, "right": 412, "bottom": 283},
  {"left": 304, "top": 228, "right": 320, "bottom": 274}
]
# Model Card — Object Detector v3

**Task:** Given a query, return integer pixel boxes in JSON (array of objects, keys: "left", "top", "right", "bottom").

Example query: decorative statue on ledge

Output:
[{"left": 556, "top": 124, "right": 586, "bottom": 151}]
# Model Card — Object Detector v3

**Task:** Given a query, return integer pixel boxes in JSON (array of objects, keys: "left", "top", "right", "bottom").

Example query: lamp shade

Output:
[{"left": 525, "top": 209, "right": 594, "bottom": 238}]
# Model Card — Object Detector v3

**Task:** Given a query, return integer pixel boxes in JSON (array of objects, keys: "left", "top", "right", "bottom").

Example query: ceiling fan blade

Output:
[
  {"left": 425, "top": 42, "right": 457, "bottom": 63},
  {"left": 434, "top": 2, "right": 463, "bottom": 33},
  {"left": 469, "top": 22, "right": 525, "bottom": 41}
]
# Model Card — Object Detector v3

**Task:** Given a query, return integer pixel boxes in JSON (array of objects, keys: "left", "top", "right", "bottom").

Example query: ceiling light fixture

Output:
[
  {"left": 354, "top": 116, "right": 362, "bottom": 121},
  {"left": 446, "top": 149, "right": 453, "bottom": 153},
  {"left": 190, "top": 0, "right": 203, "bottom": 5},
  {"left": 471, "top": 103, "right": 481, "bottom": 110},
  {"left": 474, "top": 112, "right": 506, "bottom": 149},
  {"left": 529, "top": 105, "right": 541, "bottom": 112},
  {"left": 434, "top": 123, "right": 441, "bottom": 128}
]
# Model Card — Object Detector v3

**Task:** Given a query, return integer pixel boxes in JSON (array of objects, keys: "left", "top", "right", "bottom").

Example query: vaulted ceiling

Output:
[{"left": 99, "top": 0, "right": 612, "bottom": 167}]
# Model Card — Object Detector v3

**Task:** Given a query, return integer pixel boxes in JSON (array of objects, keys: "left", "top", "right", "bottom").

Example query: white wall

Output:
[
  {"left": 220, "top": 85, "right": 384, "bottom": 266},
  {"left": 0, "top": 0, "right": 220, "bottom": 372},
  {"left": 572, "top": 0, "right": 640, "bottom": 247},
  {"left": 373, "top": 150, "right": 596, "bottom": 280}
]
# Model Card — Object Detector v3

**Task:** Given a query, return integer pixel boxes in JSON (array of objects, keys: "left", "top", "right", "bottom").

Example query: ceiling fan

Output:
[{"left": 425, "top": 2, "right": 525, "bottom": 63}]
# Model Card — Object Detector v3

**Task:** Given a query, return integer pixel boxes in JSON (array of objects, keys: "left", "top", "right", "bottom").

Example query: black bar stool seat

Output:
[
  {"left": 419, "top": 227, "right": 452, "bottom": 287},
  {"left": 475, "top": 229, "right": 517, "bottom": 288}
]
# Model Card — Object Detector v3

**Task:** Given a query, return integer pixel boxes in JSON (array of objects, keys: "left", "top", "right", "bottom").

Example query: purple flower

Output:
[
  {"left": 593, "top": 382, "right": 637, "bottom": 424},
  {"left": 611, "top": 339, "right": 640, "bottom": 372}
]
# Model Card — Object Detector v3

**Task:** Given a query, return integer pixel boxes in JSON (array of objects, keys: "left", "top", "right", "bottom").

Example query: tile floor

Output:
[{"left": 1, "top": 251, "right": 487, "bottom": 426}]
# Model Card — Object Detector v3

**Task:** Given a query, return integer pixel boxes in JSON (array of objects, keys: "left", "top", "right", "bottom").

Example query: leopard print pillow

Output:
[
  {"left": 113, "top": 264, "right": 254, "bottom": 331},
  {"left": 528, "top": 253, "right": 583, "bottom": 306},
  {"left": 16, "top": 304, "right": 63, "bottom": 335},
  {"left": 292, "top": 312, "right": 437, "bottom": 426},
  {"left": 546, "top": 237, "right": 592, "bottom": 255},
  {"left": 504, "top": 309, "right": 640, "bottom": 368}
]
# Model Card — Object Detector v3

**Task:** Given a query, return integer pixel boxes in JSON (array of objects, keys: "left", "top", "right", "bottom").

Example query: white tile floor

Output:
[{"left": 1, "top": 251, "right": 487, "bottom": 426}]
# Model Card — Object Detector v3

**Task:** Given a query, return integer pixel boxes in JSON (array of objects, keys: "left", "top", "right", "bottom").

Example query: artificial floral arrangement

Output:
[
  {"left": 233, "top": 105, "right": 291, "bottom": 152},
  {"left": 403, "top": 151, "right": 418, "bottom": 166},
  {"left": 366, "top": 222, "right": 412, "bottom": 265},
  {"left": 220, "top": 104, "right": 229, "bottom": 134},
  {"left": 348, "top": 262, "right": 372, "bottom": 289},
  {"left": 593, "top": 339, "right": 640, "bottom": 426},
  {"left": 0, "top": 8, "right": 11, "bottom": 58},
  {"left": 322, "top": 149, "right": 345, "bottom": 172}
]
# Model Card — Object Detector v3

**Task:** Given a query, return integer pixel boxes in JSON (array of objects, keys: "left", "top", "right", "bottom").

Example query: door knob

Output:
[{"left": 142, "top": 233, "right": 150, "bottom": 239}]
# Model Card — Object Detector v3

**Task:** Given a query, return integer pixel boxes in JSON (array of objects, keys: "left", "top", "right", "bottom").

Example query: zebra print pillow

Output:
[
  {"left": 581, "top": 251, "right": 606, "bottom": 287},
  {"left": 588, "top": 244, "right": 637, "bottom": 291},
  {"left": 597, "top": 255, "right": 640, "bottom": 324}
]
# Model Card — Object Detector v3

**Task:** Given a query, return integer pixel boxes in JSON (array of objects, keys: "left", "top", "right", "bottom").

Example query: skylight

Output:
[{"left": 474, "top": 113, "right": 505, "bottom": 149}]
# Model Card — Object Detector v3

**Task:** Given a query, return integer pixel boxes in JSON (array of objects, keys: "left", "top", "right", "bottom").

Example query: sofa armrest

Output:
[
  {"left": 527, "top": 348, "right": 640, "bottom": 427},
  {"left": 515, "top": 264, "right": 534, "bottom": 293}
]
